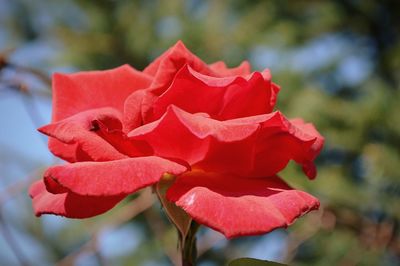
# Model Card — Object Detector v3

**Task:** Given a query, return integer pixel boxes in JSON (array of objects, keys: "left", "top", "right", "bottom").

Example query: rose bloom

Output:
[{"left": 30, "top": 41, "right": 324, "bottom": 238}]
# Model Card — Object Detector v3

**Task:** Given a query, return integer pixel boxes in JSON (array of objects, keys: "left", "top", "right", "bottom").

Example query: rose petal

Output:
[
  {"left": 143, "top": 41, "right": 212, "bottom": 95},
  {"left": 29, "top": 180, "right": 125, "bottom": 218},
  {"left": 289, "top": 118, "right": 324, "bottom": 179},
  {"left": 44, "top": 156, "right": 188, "bottom": 196},
  {"left": 129, "top": 105, "right": 268, "bottom": 143},
  {"left": 166, "top": 171, "right": 319, "bottom": 238},
  {"left": 128, "top": 105, "right": 267, "bottom": 167},
  {"left": 129, "top": 106, "right": 323, "bottom": 178},
  {"left": 208, "top": 60, "right": 251, "bottom": 76},
  {"left": 40, "top": 107, "right": 152, "bottom": 161},
  {"left": 52, "top": 65, "right": 152, "bottom": 122},
  {"left": 150, "top": 65, "right": 279, "bottom": 121},
  {"left": 143, "top": 41, "right": 253, "bottom": 96},
  {"left": 39, "top": 108, "right": 128, "bottom": 161},
  {"left": 47, "top": 139, "right": 89, "bottom": 163},
  {"left": 143, "top": 41, "right": 211, "bottom": 77},
  {"left": 290, "top": 118, "right": 324, "bottom": 158},
  {"left": 251, "top": 116, "right": 324, "bottom": 179},
  {"left": 122, "top": 89, "right": 158, "bottom": 132}
]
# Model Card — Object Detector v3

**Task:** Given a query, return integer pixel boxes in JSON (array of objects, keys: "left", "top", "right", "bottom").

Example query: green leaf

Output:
[
  {"left": 228, "top": 258, "right": 287, "bottom": 266},
  {"left": 155, "top": 174, "right": 192, "bottom": 238}
]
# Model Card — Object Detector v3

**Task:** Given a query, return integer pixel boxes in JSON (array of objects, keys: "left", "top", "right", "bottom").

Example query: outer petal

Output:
[
  {"left": 290, "top": 118, "right": 324, "bottom": 157},
  {"left": 39, "top": 108, "right": 128, "bottom": 161},
  {"left": 52, "top": 65, "right": 152, "bottom": 122},
  {"left": 47, "top": 140, "right": 91, "bottom": 163},
  {"left": 40, "top": 107, "right": 153, "bottom": 161},
  {"left": 251, "top": 116, "right": 325, "bottom": 179},
  {"left": 208, "top": 61, "right": 251, "bottom": 76},
  {"left": 166, "top": 171, "right": 319, "bottom": 238},
  {"left": 29, "top": 180, "right": 125, "bottom": 218},
  {"left": 129, "top": 106, "right": 323, "bottom": 178},
  {"left": 43, "top": 156, "right": 188, "bottom": 196},
  {"left": 150, "top": 65, "right": 279, "bottom": 121},
  {"left": 289, "top": 118, "right": 324, "bottom": 179}
]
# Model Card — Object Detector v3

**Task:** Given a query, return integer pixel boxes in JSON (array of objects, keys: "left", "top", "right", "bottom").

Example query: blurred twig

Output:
[
  {"left": 0, "top": 49, "right": 51, "bottom": 145},
  {"left": 0, "top": 211, "right": 30, "bottom": 266},
  {"left": 0, "top": 49, "right": 51, "bottom": 87},
  {"left": 21, "top": 86, "right": 46, "bottom": 126},
  {"left": 0, "top": 80, "right": 48, "bottom": 142},
  {"left": 0, "top": 49, "right": 52, "bottom": 98},
  {"left": 283, "top": 208, "right": 324, "bottom": 263},
  {"left": 0, "top": 48, "right": 14, "bottom": 70},
  {"left": 56, "top": 188, "right": 155, "bottom": 266},
  {"left": 8, "top": 63, "right": 51, "bottom": 87},
  {"left": 0, "top": 170, "right": 42, "bottom": 207},
  {"left": 284, "top": 205, "right": 400, "bottom": 264},
  {"left": 18, "top": 86, "right": 49, "bottom": 146},
  {"left": 92, "top": 188, "right": 155, "bottom": 232},
  {"left": 143, "top": 205, "right": 180, "bottom": 266},
  {"left": 0, "top": 170, "right": 43, "bottom": 266},
  {"left": 197, "top": 230, "right": 226, "bottom": 257},
  {"left": 56, "top": 234, "right": 107, "bottom": 266}
]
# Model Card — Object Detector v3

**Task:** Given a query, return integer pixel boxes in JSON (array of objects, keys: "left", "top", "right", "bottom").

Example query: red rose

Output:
[{"left": 30, "top": 41, "right": 324, "bottom": 238}]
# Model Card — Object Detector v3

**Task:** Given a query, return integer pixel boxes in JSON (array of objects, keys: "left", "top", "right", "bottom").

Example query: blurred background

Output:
[{"left": 1, "top": 0, "right": 400, "bottom": 265}]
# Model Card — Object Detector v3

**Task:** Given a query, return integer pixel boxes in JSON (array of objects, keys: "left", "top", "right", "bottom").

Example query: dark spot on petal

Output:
[{"left": 90, "top": 120, "right": 100, "bottom": 131}]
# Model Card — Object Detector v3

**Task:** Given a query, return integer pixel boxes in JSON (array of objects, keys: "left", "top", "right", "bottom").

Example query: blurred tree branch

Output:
[
  {"left": 56, "top": 188, "right": 155, "bottom": 266},
  {"left": 0, "top": 49, "right": 51, "bottom": 87},
  {"left": 0, "top": 211, "right": 30, "bottom": 266}
]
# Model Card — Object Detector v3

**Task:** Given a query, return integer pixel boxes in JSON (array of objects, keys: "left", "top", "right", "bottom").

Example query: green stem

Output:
[
  {"left": 154, "top": 177, "right": 199, "bottom": 266},
  {"left": 180, "top": 221, "right": 199, "bottom": 266}
]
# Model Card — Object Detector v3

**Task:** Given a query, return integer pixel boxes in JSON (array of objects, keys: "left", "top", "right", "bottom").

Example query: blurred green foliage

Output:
[{"left": 1, "top": 0, "right": 400, "bottom": 265}]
